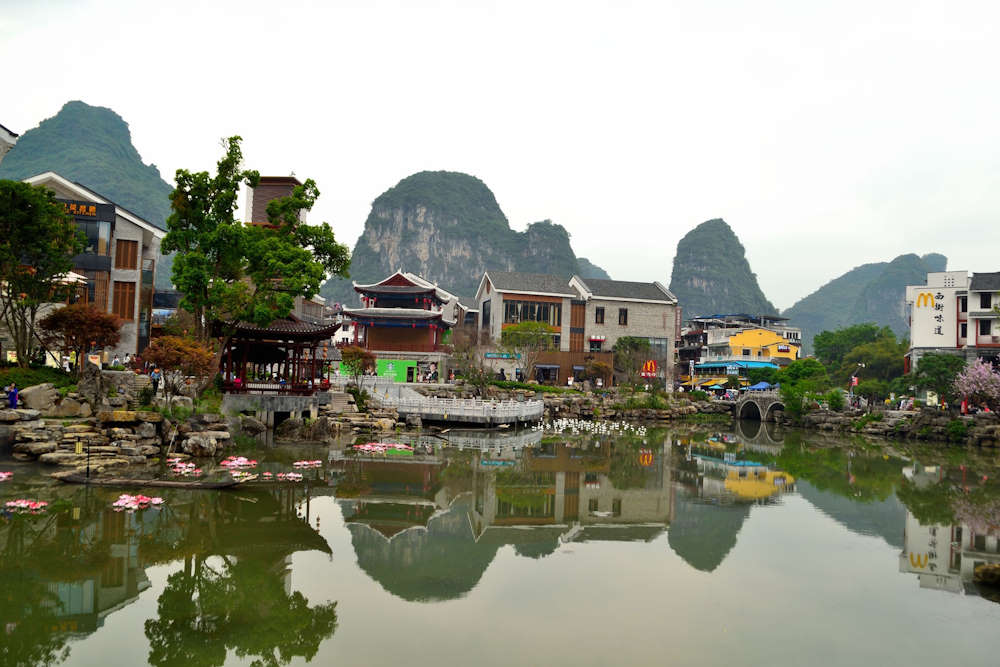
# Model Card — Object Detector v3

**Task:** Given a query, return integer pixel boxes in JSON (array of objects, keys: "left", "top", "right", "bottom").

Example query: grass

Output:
[
  {"left": 0, "top": 365, "right": 76, "bottom": 390},
  {"left": 852, "top": 413, "right": 884, "bottom": 430}
]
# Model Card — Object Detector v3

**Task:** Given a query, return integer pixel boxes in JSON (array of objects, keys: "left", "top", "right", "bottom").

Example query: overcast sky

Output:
[{"left": 3, "top": 0, "right": 999, "bottom": 309}]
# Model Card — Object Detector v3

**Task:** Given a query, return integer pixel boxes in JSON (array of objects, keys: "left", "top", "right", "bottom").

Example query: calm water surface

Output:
[{"left": 2, "top": 421, "right": 1000, "bottom": 666}]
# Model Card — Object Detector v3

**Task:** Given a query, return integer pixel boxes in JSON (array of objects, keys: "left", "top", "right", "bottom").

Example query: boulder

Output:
[
  {"left": 181, "top": 434, "right": 218, "bottom": 458},
  {"left": 239, "top": 415, "right": 267, "bottom": 435},
  {"left": 97, "top": 410, "right": 163, "bottom": 424},
  {"left": 405, "top": 414, "right": 423, "bottom": 429},
  {"left": 275, "top": 418, "right": 303, "bottom": 439},
  {"left": 19, "top": 383, "right": 59, "bottom": 413},
  {"left": 376, "top": 418, "right": 396, "bottom": 431},
  {"left": 197, "top": 413, "right": 223, "bottom": 424},
  {"left": 135, "top": 422, "right": 157, "bottom": 439},
  {"left": 12, "top": 441, "right": 57, "bottom": 456},
  {"left": 14, "top": 408, "right": 40, "bottom": 421},
  {"left": 199, "top": 430, "right": 231, "bottom": 440},
  {"left": 0, "top": 409, "right": 21, "bottom": 422},
  {"left": 77, "top": 360, "right": 104, "bottom": 405},
  {"left": 51, "top": 397, "right": 86, "bottom": 418}
]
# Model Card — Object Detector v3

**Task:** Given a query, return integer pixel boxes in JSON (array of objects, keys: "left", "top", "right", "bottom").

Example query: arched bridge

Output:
[{"left": 735, "top": 390, "right": 785, "bottom": 422}]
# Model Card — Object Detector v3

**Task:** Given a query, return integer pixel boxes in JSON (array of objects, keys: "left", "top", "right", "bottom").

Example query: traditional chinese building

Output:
[{"left": 341, "top": 271, "right": 459, "bottom": 381}]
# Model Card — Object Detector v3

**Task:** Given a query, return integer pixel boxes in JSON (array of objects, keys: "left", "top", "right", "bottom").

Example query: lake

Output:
[{"left": 2, "top": 420, "right": 999, "bottom": 666}]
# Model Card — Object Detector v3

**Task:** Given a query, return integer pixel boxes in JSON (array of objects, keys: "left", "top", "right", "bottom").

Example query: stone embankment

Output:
[
  {"left": 410, "top": 385, "right": 730, "bottom": 422},
  {"left": 2, "top": 409, "right": 165, "bottom": 471},
  {"left": 272, "top": 391, "right": 402, "bottom": 441},
  {"left": 799, "top": 407, "right": 1000, "bottom": 447}
]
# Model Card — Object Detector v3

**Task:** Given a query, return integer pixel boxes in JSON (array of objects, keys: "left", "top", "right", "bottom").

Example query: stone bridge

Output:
[{"left": 735, "top": 390, "right": 785, "bottom": 422}]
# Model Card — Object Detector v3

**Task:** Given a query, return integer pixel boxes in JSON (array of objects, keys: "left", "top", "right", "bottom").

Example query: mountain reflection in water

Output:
[{"left": 2, "top": 425, "right": 1000, "bottom": 666}]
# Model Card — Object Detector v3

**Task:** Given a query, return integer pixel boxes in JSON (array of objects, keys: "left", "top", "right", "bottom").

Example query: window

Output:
[
  {"left": 980, "top": 319, "right": 991, "bottom": 336},
  {"left": 76, "top": 220, "right": 111, "bottom": 256},
  {"left": 960, "top": 296, "right": 968, "bottom": 313},
  {"left": 981, "top": 293, "right": 992, "bottom": 309},
  {"left": 502, "top": 300, "right": 561, "bottom": 327},
  {"left": 612, "top": 499, "right": 622, "bottom": 517},
  {"left": 481, "top": 301, "right": 491, "bottom": 328},
  {"left": 82, "top": 270, "right": 109, "bottom": 309},
  {"left": 742, "top": 348, "right": 751, "bottom": 357},
  {"left": 961, "top": 323, "right": 968, "bottom": 338},
  {"left": 618, "top": 308, "right": 628, "bottom": 325},
  {"left": 588, "top": 498, "right": 599, "bottom": 512},
  {"left": 589, "top": 340, "right": 603, "bottom": 352},
  {"left": 114, "top": 239, "right": 138, "bottom": 270},
  {"left": 595, "top": 307, "right": 605, "bottom": 324},
  {"left": 113, "top": 281, "right": 136, "bottom": 320}
]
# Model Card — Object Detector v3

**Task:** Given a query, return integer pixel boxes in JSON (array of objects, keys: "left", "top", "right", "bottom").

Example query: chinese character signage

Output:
[{"left": 58, "top": 198, "right": 115, "bottom": 222}]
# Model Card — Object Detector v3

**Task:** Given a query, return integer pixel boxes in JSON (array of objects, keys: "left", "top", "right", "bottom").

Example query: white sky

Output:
[{"left": 3, "top": 0, "right": 999, "bottom": 309}]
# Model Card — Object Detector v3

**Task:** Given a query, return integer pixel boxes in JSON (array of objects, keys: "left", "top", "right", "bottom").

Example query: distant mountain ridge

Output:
[
  {"left": 320, "top": 171, "right": 609, "bottom": 304},
  {"left": 0, "top": 101, "right": 175, "bottom": 288},
  {"left": 783, "top": 252, "right": 947, "bottom": 351},
  {"left": 668, "top": 218, "right": 777, "bottom": 318}
]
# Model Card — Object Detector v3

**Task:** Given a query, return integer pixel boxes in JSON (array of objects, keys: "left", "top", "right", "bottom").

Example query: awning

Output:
[
  {"left": 589, "top": 335, "right": 606, "bottom": 341},
  {"left": 536, "top": 364, "right": 560, "bottom": 370},
  {"left": 572, "top": 365, "right": 585, "bottom": 370},
  {"left": 747, "top": 381, "right": 771, "bottom": 390}
]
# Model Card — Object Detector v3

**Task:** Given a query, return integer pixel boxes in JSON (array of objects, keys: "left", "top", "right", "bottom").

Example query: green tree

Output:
[
  {"left": 813, "top": 323, "right": 885, "bottom": 368},
  {"left": 841, "top": 334, "right": 907, "bottom": 383},
  {"left": 161, "top": 137, "right": 260, "bottom": 341},
  {"left": 162, "top": 138, "right": 350, "bottom": 342},
  {"left": 746, "top": 366, "right": 779, "bottom": 385},
  {"left": 37, "top": 304, "right": 121, "bottom": 376},
  {"left": 612, "top": 336, "right": 651, "bottom": 386},
  {"left": 776, "top": 359, "right": 830, "bottom": 422},
  {"left": 0, "top": 180, "right": 84, "bottom": 367},
  {"left": 340, "top": 345, "right": 375, "bottom": 389},
  {"left": 856, "top": 378, "right": 890, "bottom": 403},
  {"left": 501, "top": 321, "right": 556, "bottom": 382},
  {"left": 450, "top": 329, "right": 492, "bottom": 396},
  {"left": 912, "top": 353, "right": 966, "bottom": 401}
]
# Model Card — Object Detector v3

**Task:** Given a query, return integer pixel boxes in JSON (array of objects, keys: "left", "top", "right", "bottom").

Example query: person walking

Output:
[{"left": 150, "top": 367, "right": 162, "bottom": 396}]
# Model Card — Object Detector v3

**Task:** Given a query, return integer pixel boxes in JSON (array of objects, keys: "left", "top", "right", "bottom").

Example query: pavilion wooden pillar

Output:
[{"left": 240, "top": 340, "right": 248, "bottom": 383}]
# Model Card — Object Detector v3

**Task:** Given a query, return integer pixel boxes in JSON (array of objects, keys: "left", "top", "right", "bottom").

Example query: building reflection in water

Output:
[{"left": 898, "top": 462, "right": 1000, "bottom": 599}]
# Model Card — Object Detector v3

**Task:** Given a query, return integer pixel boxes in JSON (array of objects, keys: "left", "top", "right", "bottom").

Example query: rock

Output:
[
  {"left": 135, "top": 422, "right": 157, "bottom": 439},
  {"left": 64, "top": 424, "right": 95, "bottom": 434},
  {"left": 96, "top": 410, "right": 163, "bottom": 424},
  {"left": 107, "top": 397, "right": 127, "bottom": 408},
  {"left": 14, "top": 409, "right": 40, "bottom": 421},
  {"left": 199, "top": 430, "right": 231, "bottom": 440},
  {"left": 376, "top": 418, "right": 395, "bottom": 431},
  {"left": 77, "top": 360, "right": 104, "bottom": 405},
  {"left": 12, "top": 441, "right": 57, "bottom": 456},
  {"left": 198, "top": 413, "right": 223, "bottom": 424},
  {"left": 405, "top": 414, "right": 423, "bottom": 429},
  {"left": 108, "top": 427, "right": 137, "bottom": 440},
  {"left": 19, "top": 383, "right": 59, "bottom": 413},
  {"left": 275, "top": 418, "right": 303, "bottom": 439},
  {"left": 239, "top": 415, "right": 266, "bottom": 434},
  {"left": 181, "top": 434, "right": 218, "bottom": 457},
  {"left": 51, "top": 397, "right": 85, "bottom": 418},
  {"left": 0, "top": 409, "right": 21, "bottom": 422},
  {"left": 138, "top": 445, "right": 160, "bottom": 456}
]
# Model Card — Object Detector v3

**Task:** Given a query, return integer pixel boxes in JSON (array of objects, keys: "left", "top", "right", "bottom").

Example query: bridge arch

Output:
[
  {"left": 738, "top": 400, "right": 763, "bottom": 421},
  {"left": 763, "top": 401, "right": 785, "bottom": 422}
]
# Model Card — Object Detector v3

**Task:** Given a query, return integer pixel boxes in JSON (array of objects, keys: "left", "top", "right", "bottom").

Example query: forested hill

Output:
[
  {"left": 0, "top": 101, "right": 175, "bottom": 288},
  {"left": 0, "top": 101, "right": 172, "bottom": 229},
  {"left": 783, "top": 252, "right": 947, "bottom": 352},
  {"left": 319, "top": 171, "right": 609, "bottom": 304},
  {"left": 668, "top": 218, "right": 777, "bottom": 318}
]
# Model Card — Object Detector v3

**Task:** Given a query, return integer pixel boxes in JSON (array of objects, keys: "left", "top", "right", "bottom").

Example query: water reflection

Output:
[
  {"left": 0, "top": 483, "right": 338, "bottom": 667},
  {"left": 898, "top": 461, "right": 1000, "bottom": 600},
  {"left": 5, "top": 425, "right": 1000, "bottom": 665}
]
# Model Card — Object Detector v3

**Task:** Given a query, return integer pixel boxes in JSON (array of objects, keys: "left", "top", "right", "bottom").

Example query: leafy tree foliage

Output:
[
  {"left": 501, "top": 321, "right": 556, "bottom": 381},
  {"left": 775, "top": 359, "right": 830, "bottom": 422},
  {"left": 340, "top": 345, "right": 375, "bottom": 388},
  {"left": 612, "top": 336, "right": 651, "bottom": 385},
  {"left": 162, "top": 137, "right": 350, "bottom": 341},
  {"left": 38, "top": 304, "right": 121, "bottom": 376},
  {"left": 0, "top": 180, "right": 84, "bottom": 367},
  {"left": 912, "top": 353, "right": 966, "bottom": 401},
  {"left": 142, "top": 336, "right": 215, "bottom": 401},
  {"left": 450, "top": 329, "right": 493, "bottom": 396},
  {"left": 813, "top": 323, "right": 885, "bottom": 368},
  {"left": 746, "top": 366, "right": 779, "bottom": 385}
]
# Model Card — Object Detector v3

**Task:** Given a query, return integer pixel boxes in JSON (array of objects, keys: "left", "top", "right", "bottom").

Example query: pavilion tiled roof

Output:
[
  {"left": 230, "top": 316, "right": 341, "bottom": 339},
  {"left": 342, "top": 307, "right": 446, "bottom": 320},
  {"left": 354, "top": 284, "right": 440, "bottom": 296}
]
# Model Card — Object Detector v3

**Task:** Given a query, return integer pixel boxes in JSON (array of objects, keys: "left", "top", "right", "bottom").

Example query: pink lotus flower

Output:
[
  {"left": 0, "top": 472, "right": 12, "bottom": 482},
  {"left": 5, "top": 499, "right": 48, "bottom": 514}
]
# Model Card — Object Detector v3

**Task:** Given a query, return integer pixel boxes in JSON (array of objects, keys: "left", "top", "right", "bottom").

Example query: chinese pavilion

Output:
[{"left": 342, "top": 271, "right": 458, "bottom": 354}]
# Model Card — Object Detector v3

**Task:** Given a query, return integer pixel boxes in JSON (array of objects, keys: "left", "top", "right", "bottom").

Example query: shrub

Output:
[
  {"left": 688, "top": 390, "right": 709, "bottom": 401},
  {"left": 946, "top": 419, "right": 969, "bottom": 442},
  {"left": 825, "top": 389, "right": 845, "bottom": 412},
  {"left": 138, "top": 386, "right": 154, "bottom": 406}
]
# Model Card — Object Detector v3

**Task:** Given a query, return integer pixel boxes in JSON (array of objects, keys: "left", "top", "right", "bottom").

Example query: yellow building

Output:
[{"left": 725, "top": 328, "right": 800, "bottom": 363}]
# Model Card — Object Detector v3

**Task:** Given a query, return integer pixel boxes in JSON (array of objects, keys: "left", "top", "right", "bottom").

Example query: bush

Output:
[
  {"left": 946, "top": 419, "right": 969, "bottom": 442},
  {"left": 138, "top": 387, "right": 154, "bottom": 407},
  {"left": 825, "top": 389, "right": 845, "bottom": 412},
  {"left": 688, "top": 390, "right": 709, "bottom": 401},
  {"left": 347, "top": 386, "right": 369, "bottom": 411}
]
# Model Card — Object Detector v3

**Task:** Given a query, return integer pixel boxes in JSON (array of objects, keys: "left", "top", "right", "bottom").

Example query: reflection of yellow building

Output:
[
  {"left": 726, "top": 328, "right": 800, "bottom": 362},
  {"left": 723, "top": 469, "right": 795, "bottom": 500}
]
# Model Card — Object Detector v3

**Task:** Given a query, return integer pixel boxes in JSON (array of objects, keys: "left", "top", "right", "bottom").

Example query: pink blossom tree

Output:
[{"left": 952, "top": 358, "right": 1000, "bottom": 409}]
